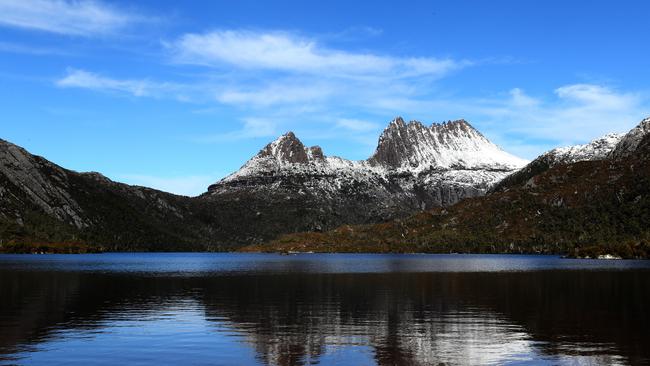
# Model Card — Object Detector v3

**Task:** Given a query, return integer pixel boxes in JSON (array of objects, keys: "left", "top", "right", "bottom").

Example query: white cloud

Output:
[
  {"left": 194, "top": 117, "right": 279, "bottom": 143},
  {"left": 168, "top": 30, "right": 464, "bottom": 79},
  {"left": 554, "top": 83, "right": 637, "bottom": 110},
  {"left": 56, "top": 65, "right": 650, "bottom": 160},
  {"left": 336, "top": 118, "right": 379, "bottom": 132},
  {"left": 509, "top": 88, "right": 539, "bottom": 108},
  {"left": 117, "top": 174, "right": 215, "bottom": 197},
  {"left": 48, "top": 26, "right": 649, "bottom": 161},
  {"left": 462, "top": 84, "right": 649, "bottom": 158},
  {"left": 56, "top": 69, "right": 182, "bottom": 97},
  {"left": 0, "top": 0, "right": 138, "bottom": 36},
  {"left": 216, "top": 83, "right": 333, "bottom": 107}
]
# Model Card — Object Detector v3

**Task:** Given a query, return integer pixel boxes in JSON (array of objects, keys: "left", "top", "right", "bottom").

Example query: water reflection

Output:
[{"left": 0, "top": 255, "right": 648, "bottom": 365}]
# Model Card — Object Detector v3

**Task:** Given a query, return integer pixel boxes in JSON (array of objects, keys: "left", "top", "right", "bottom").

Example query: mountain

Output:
[
  {"left": 205, "top": 117, "right": 526, "bottom": 235},
  {"left": 368, "top": 118, "right": 525, "bottom": 170},
  {"left": 0, "top": 117, "right": 526, "bottom": 251},
  {"left": 0, "top": 138, "right": 219, "bottom": 252},
  {"left": 245, "top": 117, "right": 650, "bottom": 259},
  {"left": 491, "top": 132, "right": 623, "bottom": 193}
]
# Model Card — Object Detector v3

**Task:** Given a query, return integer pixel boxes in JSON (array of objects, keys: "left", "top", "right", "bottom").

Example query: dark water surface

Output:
[{"left": 0, "top": 253, "right": 649, "bottom": 365}]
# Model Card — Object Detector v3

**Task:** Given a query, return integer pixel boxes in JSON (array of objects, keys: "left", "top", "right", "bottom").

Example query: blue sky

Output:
[{"left": 1, "top": 0, "right": 649, "bottom": 195}]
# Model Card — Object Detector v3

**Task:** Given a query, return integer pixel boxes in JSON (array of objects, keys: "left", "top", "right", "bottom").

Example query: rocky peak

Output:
[
  {"left": 431, "top": 119, "right": 480, "bottom": 137},
  {"left": 369, "top": 117, "right": 526, "bottom": 170},
  {"left": 218, "top": 132, "right": 330, "bottom": 184},
  {"left": 609, "top": 117, "right": 650, "bottom": 159},
  {"left": 254, "top": 132, "right": 326, "bottom": 164},
  {"left": 257, "top": 132, "right": 310, "bottom": 164},
  {"left": 369, "top": 117, "right": 427, "bottom": 168}
]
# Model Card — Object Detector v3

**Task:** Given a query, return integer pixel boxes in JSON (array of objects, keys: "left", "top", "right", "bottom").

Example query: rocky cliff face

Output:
[
  {"left": 610, "top": 117, "right": 650, "bottom": 159},
  {"left": 0, "top": 139, "right": 88, "bottom": 229},
  {"left": 368, "top": 118, "right": 525, "bottom": 170}
]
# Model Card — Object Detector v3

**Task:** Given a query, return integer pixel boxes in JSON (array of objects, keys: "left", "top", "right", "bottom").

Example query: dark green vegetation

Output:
[
  {"left": 0, "top": 139, "right": 414, "bottom": 252},
  {"left": 0, "top": 139, "right": 310, "bottom": 252},
  {"left": 244, "top": 129, "right": 650, "bottom": 259}
]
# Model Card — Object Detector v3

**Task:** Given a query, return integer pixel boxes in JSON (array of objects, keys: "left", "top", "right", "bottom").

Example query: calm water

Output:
[{"left": 0, "top": 254, "right": 649, "bottom": 365}]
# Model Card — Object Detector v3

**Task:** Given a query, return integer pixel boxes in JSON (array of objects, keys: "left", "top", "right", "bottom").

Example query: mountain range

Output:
[
  {"left": 2, "top": 116, "right": 649, "bottom": 256},
  {"left": 248, "top": 118, "right": 650, "bottom": 258}
]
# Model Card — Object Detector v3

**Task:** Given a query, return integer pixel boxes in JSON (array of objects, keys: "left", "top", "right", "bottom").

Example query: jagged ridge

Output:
[
  {"left": 369, "top": 117, "right": 526, "bottom": 170},
  {"left": 218, "top": 117, "right": 526, "bottom": 185}
]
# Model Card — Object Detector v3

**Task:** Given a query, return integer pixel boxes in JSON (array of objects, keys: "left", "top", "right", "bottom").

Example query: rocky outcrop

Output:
[
  {"left": 0, "top": 139, "right": 88, "bottom": 228},
  {"left": 609, "top": 117, "right": 650, "bottom": 159}
]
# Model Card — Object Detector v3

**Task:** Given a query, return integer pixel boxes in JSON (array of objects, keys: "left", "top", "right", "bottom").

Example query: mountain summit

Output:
[
  {"left": 369, "top": 117, "right": 526, "bottom": 170},
  {"left": 220, "top": 116, "right": 527, "bottom": 185},
  {"left": 257, "top": 132, "right": 325, "bottom": 164}
]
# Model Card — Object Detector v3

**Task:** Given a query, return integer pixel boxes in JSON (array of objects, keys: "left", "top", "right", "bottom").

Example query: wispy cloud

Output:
[
  {"left": 56, "top": 69, "right": 185, "bottom": 98},
  {"left": 335, "top": 118, "right": 379, "bottom": 132},
  {"left": 50, "top": 26, "right": 650, "bottom": 161},
  {"left": 456, "top": 84, "right": 650, "bottom": 158},
  {"left": 168, "top": 30, "right": 466, "bottom": 79},
  {"left": 55, "top": 29, "right": 469, "bottom": 144},
  {"left": 0, "top": 40, "right": 72, "bottom": 55},
  {"left": 194, "top": 117, "right": 280, "bottom": 143},
  {"left": 479, "top": 84, "right": 647, "bottom": 140},
  {"left": 216, "top": 83, "right": 334, "bottom": 107},
  {"left": 0, "top": 0, "right": 139, "bottom": 36}
]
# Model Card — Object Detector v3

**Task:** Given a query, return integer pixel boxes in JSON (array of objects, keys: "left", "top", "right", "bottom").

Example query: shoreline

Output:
[{"left": 0, "top": 249, "right": 637, "bottom": 260}]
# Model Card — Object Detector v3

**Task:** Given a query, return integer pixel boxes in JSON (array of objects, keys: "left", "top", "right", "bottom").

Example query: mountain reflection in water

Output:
[{"left": 0, "top": 254, "right": 648, "bottom": 365}]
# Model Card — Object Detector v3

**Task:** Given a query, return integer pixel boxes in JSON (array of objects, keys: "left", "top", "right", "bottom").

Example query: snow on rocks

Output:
[
  {"left": 369, "top": 117, "right": 527, "bottom": 171},
  {"left": 211, "top": 117, "right": 528, "bottom": 209},
  {"left": 543, "top": 133, "right": 624, "bottom": 165}
]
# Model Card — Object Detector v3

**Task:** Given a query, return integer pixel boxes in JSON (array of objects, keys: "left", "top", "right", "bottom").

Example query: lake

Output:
[{"left": 0, "top": 253, "right": 648, "bottom": 365}]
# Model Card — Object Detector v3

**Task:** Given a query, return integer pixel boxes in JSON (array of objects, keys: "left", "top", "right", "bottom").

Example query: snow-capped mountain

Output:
[
  {"left": 206, "top": 117, "right": 527, "bottom": 236},
  {"left": 218, "top": 117, "right": 525, "bottom": 183},
  {"left": 491, "top": 132, "right": 624, "bottom": 193}
]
